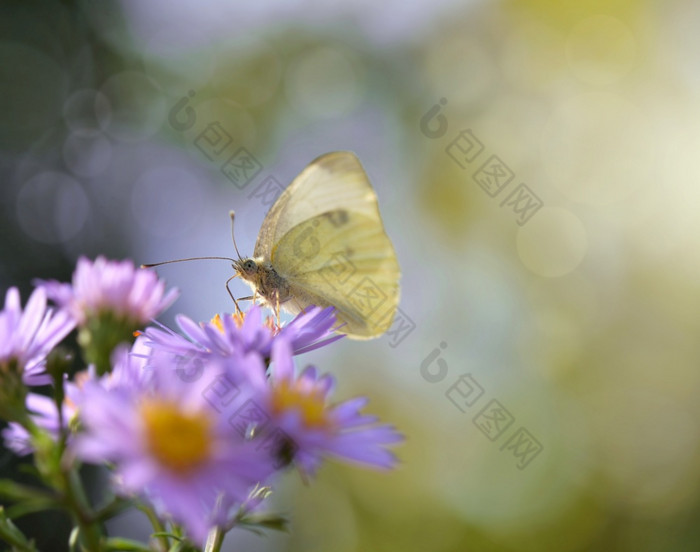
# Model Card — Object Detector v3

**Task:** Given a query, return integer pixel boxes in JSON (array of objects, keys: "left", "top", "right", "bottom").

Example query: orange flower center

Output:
[
  {"left": 210, "top": 312, "right": 279, "bottom": 333},
  {"left": 269, "top": 381, "right": 329, "bottom": 429},
  {"left": 140, "top": 399, "right": 212, "bottom": 473},
  {"left": 210, "top": 313, "right": 225, "bottom": 332}
]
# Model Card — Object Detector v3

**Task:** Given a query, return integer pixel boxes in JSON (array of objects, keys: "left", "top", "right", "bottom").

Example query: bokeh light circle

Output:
[
  {"left": 285, "top": 47, "right": 365, "bottom": 119},
  {"left": 423, "top": 32, "right": 494, "bottom": 108},
  {"left": 141, "top": 27, "right": 217, "bottom": 94},
  {"left": 541, "top": 92, "right": 653, "bottom": 205},
  {"left": 62, "top": 131, "right": 113, "bottom": 177},
  {"left": 212, "top": 36, "right": 283, "bottom": 107},
  {"left": 179, "top": 97, "right": 258, "bottom": 158},
  {"left": 100, "top": 71, "right": 167, "bottom": 142},
  {"left": 517, "top": 207, "right": 587, "bottom": 277},
  {"left": 16, "top": 171, "right": 89, "bottom": 244},
  {"left": 62, "top": 89, "right": 112, "bottom": 133}
]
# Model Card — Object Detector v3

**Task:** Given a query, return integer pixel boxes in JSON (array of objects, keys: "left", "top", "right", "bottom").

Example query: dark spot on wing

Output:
[{"left": 323, "top": 209, "right": 349, "bottom": 227}]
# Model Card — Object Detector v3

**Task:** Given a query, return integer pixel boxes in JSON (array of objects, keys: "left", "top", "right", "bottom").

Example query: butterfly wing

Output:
[
  {"left": 255, "top": 152, "right": 383, "bottom": 258},
  {"left": 255, "top": 152, "right": 399, "bottom": 339}
]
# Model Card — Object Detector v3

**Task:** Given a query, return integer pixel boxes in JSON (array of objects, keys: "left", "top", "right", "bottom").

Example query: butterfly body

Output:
[
  {"left": 235, "top": 258, "right": 291, "bottom": 306},
  {"left": 236, "top": 151, "right": 400, "bottom": 340}
]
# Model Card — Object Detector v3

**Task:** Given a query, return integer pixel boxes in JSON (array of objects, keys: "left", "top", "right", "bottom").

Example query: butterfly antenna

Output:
[
  {"left": 229, "top": 210, "right": 243, "bottom": 260},
  {"left": 141, "top": 256, "right": 237, "bottom": 269}
]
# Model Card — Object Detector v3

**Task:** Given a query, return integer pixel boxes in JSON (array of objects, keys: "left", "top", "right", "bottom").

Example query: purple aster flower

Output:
[
  {"left": 71, "top": 345, "right": 277, "bottom": 546},
  {"left": 2, "top": 391, "right": 77, "bottom": 455},
  {"left": 247, "top": 338, "right": 404, "bottom": 477},
  {"left": 39, "top": 256, "right": 178, "bottom": 326},
  {"left": 0, "top": 286, "right": 75, "bottom": 387},
  {"left": 38, "top": 256, "right": 178, "bottom": 375},
  {"left": 143, "top": 305, "right": 344, "bottom": 367}
]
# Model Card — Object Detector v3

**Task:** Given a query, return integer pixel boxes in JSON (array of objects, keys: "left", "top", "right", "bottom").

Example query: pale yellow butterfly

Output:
[{"left": 231, "top": 151, "right": 400, "bottom": 339}]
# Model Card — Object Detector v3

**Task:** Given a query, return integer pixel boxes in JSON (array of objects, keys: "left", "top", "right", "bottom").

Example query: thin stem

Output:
[
  {"left": 204, "top": 526, "right": 224, "bottom": 552},
  {"left": 137, "top": 503, "right": 169, "bottom": 552},
  {"left": 63, "top": 469, "right": 103, "bottom": 552}
]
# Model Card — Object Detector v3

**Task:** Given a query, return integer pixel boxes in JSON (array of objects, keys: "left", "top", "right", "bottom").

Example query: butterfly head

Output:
[{"left": 234, "top": 258, "right": 258, "bottom": 280}]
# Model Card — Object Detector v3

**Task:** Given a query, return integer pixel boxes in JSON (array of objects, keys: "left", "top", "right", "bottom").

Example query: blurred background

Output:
[{"left": 2, "top": 0, "right": 700, "bottom": 550}]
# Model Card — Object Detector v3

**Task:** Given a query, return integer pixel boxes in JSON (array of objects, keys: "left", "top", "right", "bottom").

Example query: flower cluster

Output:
[{"left": 0, "top": 256, "right": 403, "bottom": 551}]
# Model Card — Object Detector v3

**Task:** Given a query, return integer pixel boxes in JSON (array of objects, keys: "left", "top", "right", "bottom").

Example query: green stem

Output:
[
  {"left": 203, "top": 526, "right": 224, "bottom": 552},
  {"left": 136, "top": 503, "right": 169, "bottom": 552},
  {"left": 27, "top": 423, "right": 103, "bottom": 551},
  {"left": 63, "top": 468, "right": 103, "bottom": 552}
]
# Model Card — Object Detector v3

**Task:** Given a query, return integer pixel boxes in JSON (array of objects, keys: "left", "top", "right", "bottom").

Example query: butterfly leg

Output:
[
  {"left": 225, "top": 275, "right": 243, "bottom": 315},
  {"left": 274, "top": 292, "right": 281, "bottom": 330},
  {"left": 233, "top": 296, "right": 257, "bottom": 317}
]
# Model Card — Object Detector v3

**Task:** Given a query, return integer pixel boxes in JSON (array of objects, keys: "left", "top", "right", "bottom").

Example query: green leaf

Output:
[
  {"left": 16, "top": 464, "right": 40, "bottom": 479},
  {"left": 0, "top": 480, "right": 55, "bottom": 503},
  {"left": 238, "top": 526, "right": 265, "bottom": 537},
  {"left": 103, "top": 537, "right": 154, "bottom": 551},
  {"left": 167, "top": 542, "right": 196, "bottom": 552},
  {"left": 94, "top": 497, "right": 132, "bottom": 522},
  {"left": 5, "top": 497, "right": 61, "bottom": 519},
  {"left": 151, "top": 532, "right": 183, "bottom": 542},
  {"left": 237, "top": 513, "right": 289, "bottom": 533},
  {"left": 0, "top": 507, "right": 39, "bottom": 552}
]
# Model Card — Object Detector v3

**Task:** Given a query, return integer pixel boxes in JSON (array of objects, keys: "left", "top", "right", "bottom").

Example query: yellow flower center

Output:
[
  {"left": 210, "top": 312, "right": 279, "bottom": 334},
  {"left": 210, "top": 314, "right": 224, "bottom": 332},
  {"left": 210, "top": 312, "right": 248, "bottom": 332},
  {"left": 270, "top": 381, "right": 329, "bottom": 429},
  {"left": 140, "top": 399, "right": 212, "bottom": 473}
]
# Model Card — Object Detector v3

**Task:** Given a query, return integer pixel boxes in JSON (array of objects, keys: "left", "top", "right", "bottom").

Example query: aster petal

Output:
[
  {"left": 3, "top": 424, "right": 32, "bottom": 455},
  {"left": 5, "top": 287, "right": 20, "bottom": 314},
  {"left": 331, "top": 396, "right": 370, "bottom": 423},
  {"left": 270, "top": 338, "right": 294, "bottom": 381},
  {"left": 317, "top": 373, "right": 335, "bottom": 396},
  {"left": 180, "top": 313, "right": 212, "bottom": 342},
  {"left": 15, "top": 287, "right": 46, "bottom": 353},
  {"left": 25, "top": 393, "right": 59, "bottom": 421},
  {"left": 241, "top": 305, "right": 262, "bottom": 334},
  {"left": 152, "top": 479, "right": 212, "bottom": 545},
  {"left": 202, "top": 322, "right": 231, "bottom": 354},
  {"left": 235, "top": 351, "right": 268, "bottom": 389},
  {"left": 291, "top": 333, "right": 345, "bottom": 355},
  {"left": 36, "top": 280, "right": 73, "bottom": 309},
  {"left": 36, "top": 308, "right": 75, "bottom": 352},
  {"left": 22, "top": 368, "right": 52, "bottom": 386},
  {"left": 119, "top": 457, "right": 161, "bottom": 490},
  {"left": 125, "top": 270, "right": 152, "bottom": 311},
  {"left": 325, "top": 426, "right": 403, "bottom": 469},
  {"left": 299, "top": 365, "right": 319, "bottom": 383},
  {"left": 159, "top": 288, "right": 179, "bottom": 313}
]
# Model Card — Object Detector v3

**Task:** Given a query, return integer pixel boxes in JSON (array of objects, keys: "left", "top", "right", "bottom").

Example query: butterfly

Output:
[{"left": 231, "top": 151, "right": 400, "bottom": 339}]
